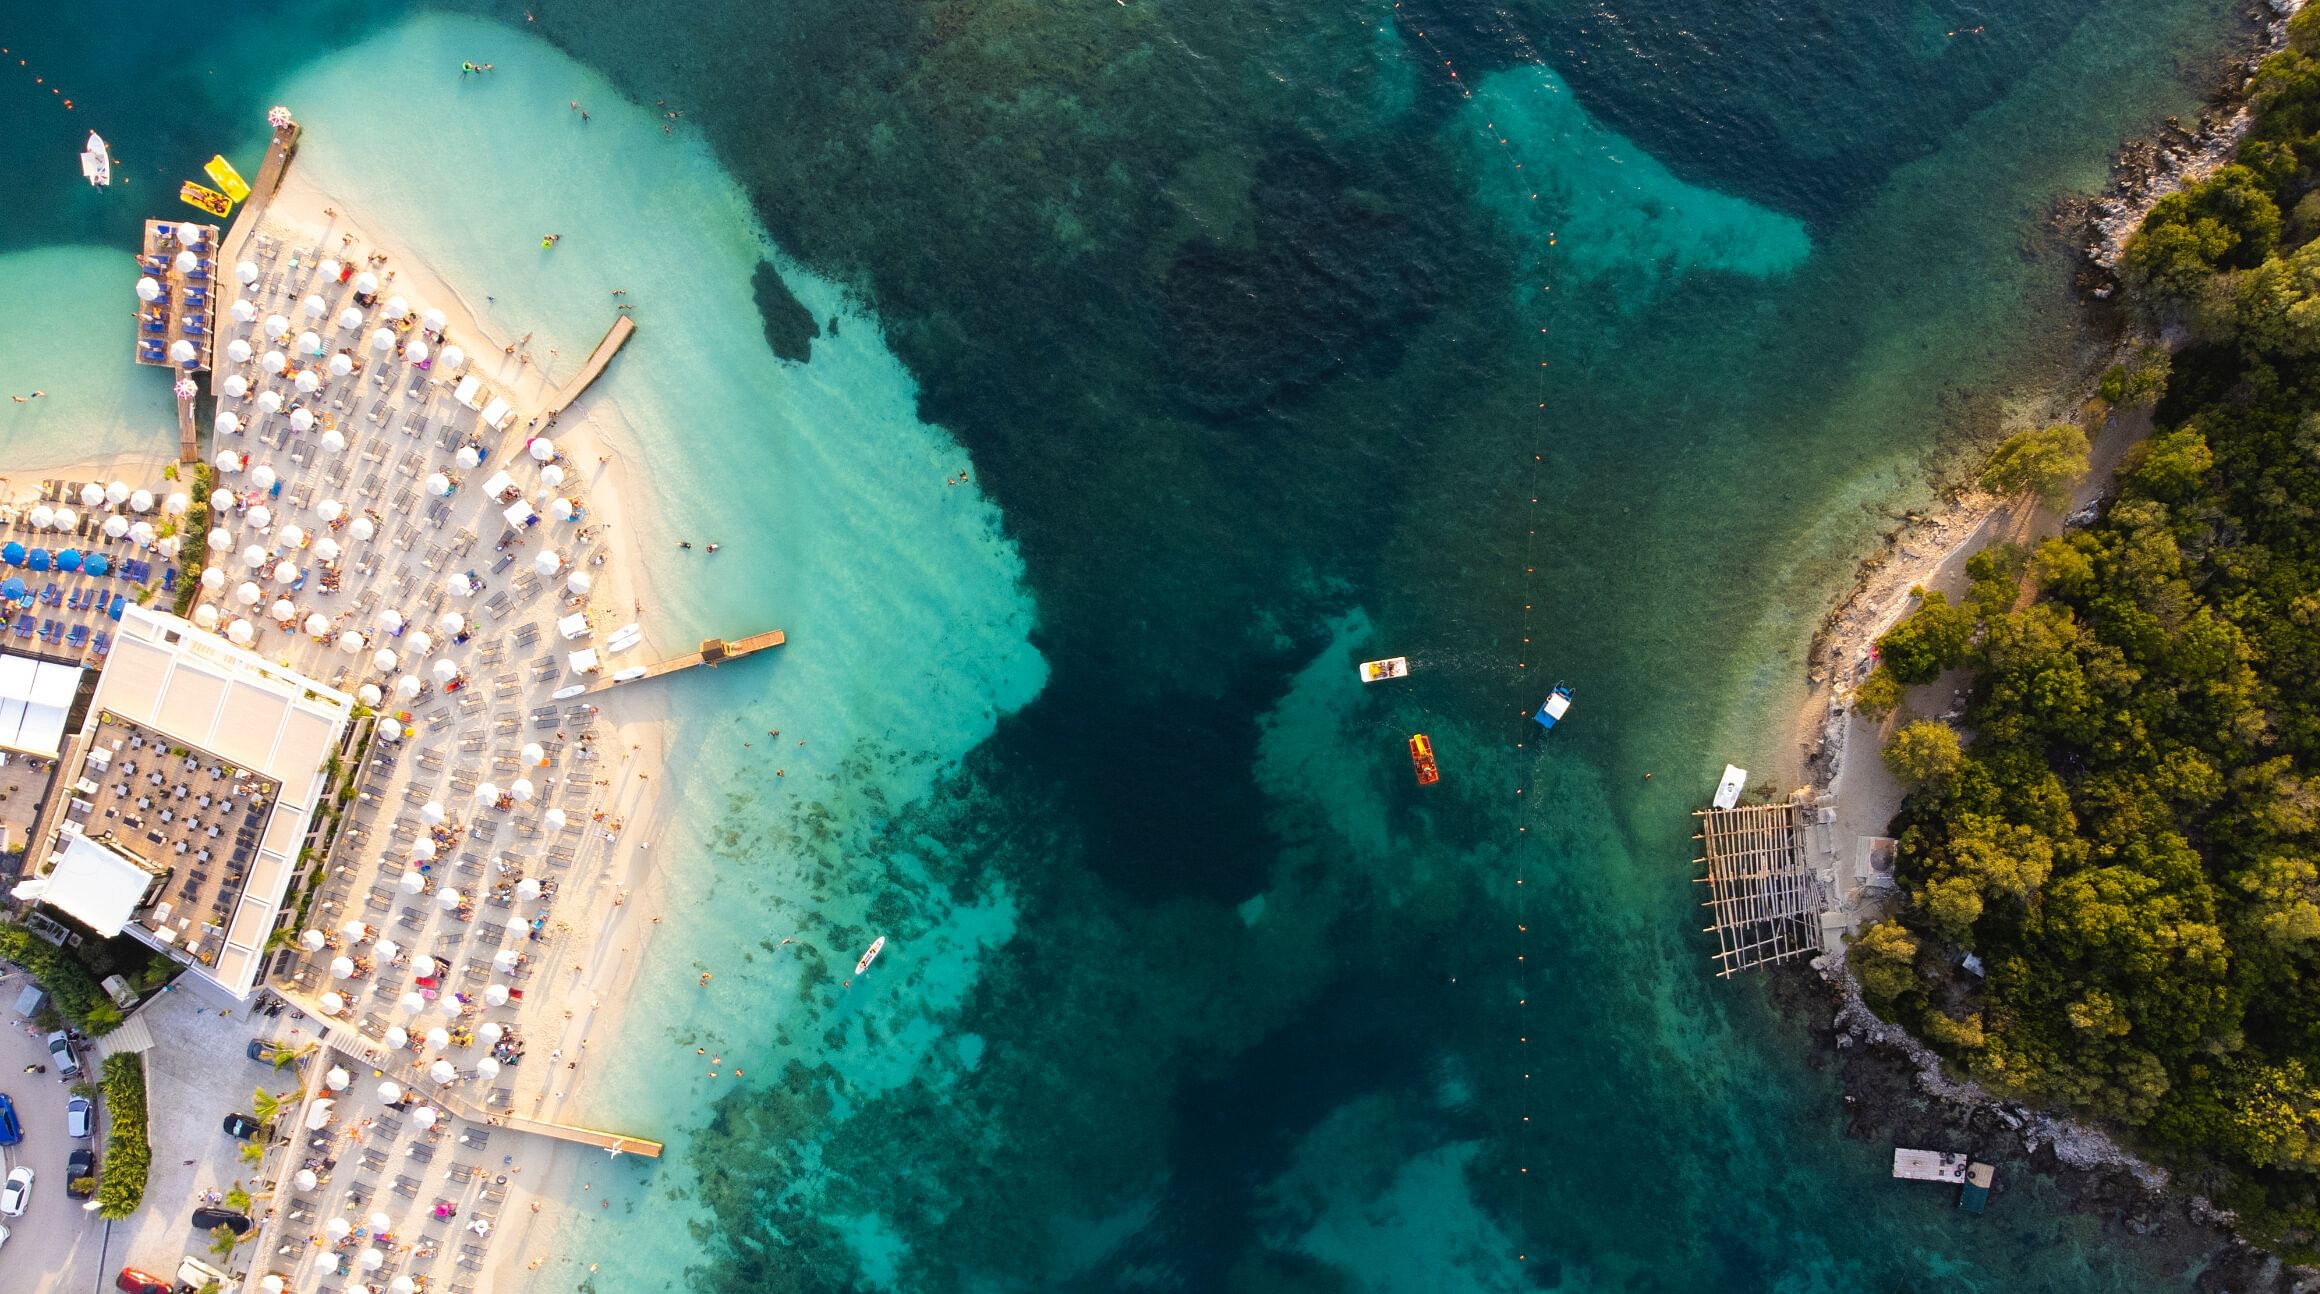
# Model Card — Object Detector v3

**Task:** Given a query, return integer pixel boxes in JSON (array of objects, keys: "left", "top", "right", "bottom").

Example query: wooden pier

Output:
[
  {"left": 133, "top": 219, "right": 221, "bottom": 377},
  {"left": 582, "top": 628, "right": 785, "bottom": 695},
  {"left": 1694, "top": 800, "right": 1825, "bottom": 977},
  {"left": 542, "top": 315, "right": 635, "bottom": 424}
]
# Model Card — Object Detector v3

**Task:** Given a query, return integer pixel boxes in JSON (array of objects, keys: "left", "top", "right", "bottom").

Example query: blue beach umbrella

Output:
[
  {"left": 28, "top": 549, "right": 52, "bottom": 572},
  {"left": 0, "top": 578, "right": 24, "bottom": 602},
  {"left": 56, "top": 549, "right": 82, "bottom": 572},
  {"left": 0, "top": 543, "right": 21, "bottom": 566},
  {"left": 84, "top": 552, "right": 111, "bottom": 577}
]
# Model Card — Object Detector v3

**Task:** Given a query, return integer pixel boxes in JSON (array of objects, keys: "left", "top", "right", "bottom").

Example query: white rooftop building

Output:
[{"left": 0, "top": 651, "right": 83, "bottom": 758}]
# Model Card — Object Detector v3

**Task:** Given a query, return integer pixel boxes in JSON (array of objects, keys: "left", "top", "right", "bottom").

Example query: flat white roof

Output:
[
  {"left": 0, "top": 652, "right": 82, "bottom": 757},
  {"left": 18, "top": 832, "right": 157, "bottom": 938},
  {"left": 72, "top": 606, "right": 353, "bottom": 999}
]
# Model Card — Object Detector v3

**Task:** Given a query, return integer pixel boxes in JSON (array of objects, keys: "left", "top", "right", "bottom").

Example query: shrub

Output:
[
  {"left": 1980, "top": 423, "right": 2091, "bottom": 510},
  {"left": 1853, "top": 667, "right": 1904, "bottom": 719},
  {"left": 1883, "top": 721, "right": 1963, "bottom": 790},
  {"left": 97, "top": 1053, "right": 150, "bottom": 1219},
  {"left": 0, "top": 921, "right": 119, "bottom": 1034}
]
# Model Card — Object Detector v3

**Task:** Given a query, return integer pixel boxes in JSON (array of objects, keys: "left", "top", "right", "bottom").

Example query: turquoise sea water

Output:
[{"left": 0, "top": 0, "right": 2259, "bottom": 1289}]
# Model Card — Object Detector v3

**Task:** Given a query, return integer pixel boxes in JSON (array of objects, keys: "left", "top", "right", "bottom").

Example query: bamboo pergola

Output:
[{"left": 1694, "top": 801, "right": 1824, "bottom": 977}]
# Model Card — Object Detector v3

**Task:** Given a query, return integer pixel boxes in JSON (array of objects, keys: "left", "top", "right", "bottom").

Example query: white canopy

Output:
[
  {"left": 432, "top": 658, "right": 460, "bottom": 684},
  {"left": 407, "top": 629, "right": 434, "bottom": 655},
  {"left": 372, "top": 648, "right": 398, "bottom": 672},
  {"left": 262, "top": 350, "right": 287, "bottom": 375},
  {"left": 473, "top": 781, "right": 499, "bottom": 803},
  {"left": 557, "top": 612, "right": 590, "bottom": 640},
  {"left": 454, "top": 445, "right": 481, "bottom": 469},
  {"left": 441, "top": 343, "right": 466, "bottom": 369},
  {"left": 423, "top": 307, "right": 446, "bottom": 331},
  {"left": 474, "top": 1055, "right": 501, "bottom": 1080},
  {"left": 539, "top": 463, "right": 567, "bottom": 489},
  {"left": 302, "top": 293, "right": 326, "bottom": 318},
  {"left": 493, "top": 949, "right": 521, "bottom": 971},
  {"left": 429, "top": 1060, "right": 457, "bottom": 1084},
  {"left": 327, "top": 352, "right": 353, "bottom": 378},
  {"left": 439, "top": 885, "right": 465, "bottom": 909},
  {"left": 173, "top": 249, "right": 197, "bottom": 275},
  {"left": 293, "top": 371, "right": 320, "bottom": 396},
  {"left": 549, "top": 496, "right": 576, "bottom": 521},
  {"left": 297, "top": 328, "right": 322, "bottom": 354},
  {"left": 353, "top": 270, "right": 378, "bottom": 294},
  {"left": 220, "top": 374, "right": 248, "bottom": 399},
  {"left": 225, "top": 337, "right": 253, "bottom": 364},
  {"left": 129, "top": 487, "right": 154, "bottom": 513},
  {"left": 529, "top": 436, "right": 556, "bottom": 462},
  {"left": 298, "top": 929, "right": 327, "bottom": 951},
  {"left": 325, "top": 1217, "right": 353, "bottom": 1241},
  {"left": 325, "top": 1065, "right": 350, "bottom": 1091},
  {"left": 370, "top": 327, "right": 394, "bottom": 353},
  {"left": 412, "top": 1106, "right": 438, "bottom": 1130},
  {"left": 356, "top": 682, "right": 382, "bottom": 706},
  {"left": 167, "top": 339, "right": 196, "bottom": 364},
  {"left": 426, "top": 472, "right": 453, "bottom": 497},
  {"left": 532, "top": 550, "right": 563, "bottom": 576},
  {"left": 263, "top": 313, "right": 289, "bottom": 338},
  {"left": 521, "top": 741, "right": 544, "bottom": 764},
  {"left": 102, "top": 515, "right": 131, "bottom": 539},
  {"left": 317, "top": 498, "right": 344, "bottom": 522},
  {"left": 384, "top": 1024, "right": 408, "bottom": 1049},
  {"left": 482, "top": 470, "right": 517, "bottom": 498},
  {"left": 400, "top": 870, "right": 426, "bottom": 895},
  {"left": 237, "top": 259, "right": 259, "bottom": 284},
  {"left": 440, "top": 610, "right": 466, "bottom": 634},
  {"left": 544, "top": 807, "right": 567, "bottom": 831},
  {"left": 336, "top": 306, "right": 363, "bottom": 331},
  {"left": 230, "top": 297, "right": 258, "bottom": 324},
  {"left": 567, "top": 648, "right": 600, "bottom": 674},
  {"left": 321, "top": 428, "right": 348, "bottom": 453},
  {"left": 305, "top": 1097, "right": 336, "bottom": 1131},
  {"left": 421, "top": 799, "right": 445, "bottom": 824},
  {"left": 479, "top": 396, "right": 515, "bottom": 431},
  {"left": 329, "top": 955, "right": 355, "bottom": 978},
  {"left": 376, "top": 1080, "right": 403, "bottom": 1103},
  {"left": 317, "top": 991, "right": 344, "bottom": 1015},
  {"left": 256, "top": 388, "right": 283, "bottom": 412},
  {"left": 446, "top": 572, "right": 474, "bottom": 598},
  {"left": 407, "top": 338, "right": 430, "bottom": 364},
  {"left": 304, "top": 613, "right": 330, "bottom": 636},
  {"left": 350, "top": 515, "right": 375, "bottom": 540},
  {"left": 135, "top": 276, "right": 161, "bottom": 302},
  {"left": 234, "top": 581, "right": 261, "bottom": 606},
  {"left": 510, "top": 778, "right": 535, "bottom": 803}
]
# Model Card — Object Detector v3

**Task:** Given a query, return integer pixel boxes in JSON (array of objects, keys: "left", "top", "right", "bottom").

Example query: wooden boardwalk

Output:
[
  {"left": 1693, "top": 800, "right": 1824, "bottom": 977},
  {"left": 189, "top": 122, "right": 302, "bottom": 463},
  {"left": 541, "top": 315, "right": 635, "bottom": 424},
  {"left": 582, "top": 628, "right": 785, "bottom": 695}
]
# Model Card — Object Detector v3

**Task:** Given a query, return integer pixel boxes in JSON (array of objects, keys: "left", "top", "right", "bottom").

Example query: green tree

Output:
[
  {"left": 1853, "top": 666, "right": 1904, "bottom": 720},
  {"left": 1981, "top": 424, "right": 2091, "bottom": 510},
  {"left": 1877, "top": 590, "right": 1975, "bottom": 684},
  {"left": 1884, "top": 721, "right": 1963, "bottom": 790},
  {"left": 1849, "top": 921, "right": 1919, "bottom": 1009},
  {"left": 2098, "top": 344, "right": 2173, "bottom": 408}
]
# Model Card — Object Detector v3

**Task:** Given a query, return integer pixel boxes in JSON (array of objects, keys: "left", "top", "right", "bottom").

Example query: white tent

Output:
[
  {"left": 567, "top": 648, "right": 601, "bottom": 674},
  {"left": 479, "top": 396, "right": 515, "bottom": 431},
  {"left": 557, "top": 613, "right": 591, "bottom": 640},
  {"left": 482, "top": 470, "right": 517, "bottom": 499},
  {"left": 453, "top": 373, "right": 484, "bottom": 409},
  {"left": 504, "top": 499, "right": 538, "bottom": 529}
]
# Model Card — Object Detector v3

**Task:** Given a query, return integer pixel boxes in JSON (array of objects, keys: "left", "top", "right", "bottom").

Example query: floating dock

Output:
[
  {"left": 582, "top": 628, "right": 785, "bottom": 695},
  {"left": 1892, "top": 1148, "right": 1969, "bottom": 1183},
  {"left": 1694, "top": 800, "right": 1825, "bottom": 977},
  {"left": 541, "top": 315, "right": 636, "bottom": 424}
]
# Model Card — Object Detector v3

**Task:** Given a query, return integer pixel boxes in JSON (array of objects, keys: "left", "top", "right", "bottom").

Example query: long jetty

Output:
[
  {"left": 542, "top": 315, "right": 636, "bottom": 423},
  {"left": 582, "top": 628, "right": 786, "bottom": 695},
  {"left": 195, "top": 121, "right": 304, "bottom": 463}
]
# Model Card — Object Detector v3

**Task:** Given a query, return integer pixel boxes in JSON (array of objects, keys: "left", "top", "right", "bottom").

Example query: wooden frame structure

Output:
[{"left": 1694, "top": 801, "right": 1823, "bottom": 977}]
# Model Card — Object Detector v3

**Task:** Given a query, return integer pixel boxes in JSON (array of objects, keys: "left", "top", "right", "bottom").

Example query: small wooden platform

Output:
[
  {"left": 1694, "top": 800, "right": 1824, "bottom": 977},
  {"left": 542, "top": 315, "right": 635, "bottom": 424},
  {"left": 582, "top": 628, "right": 785, "bottom": 695}
]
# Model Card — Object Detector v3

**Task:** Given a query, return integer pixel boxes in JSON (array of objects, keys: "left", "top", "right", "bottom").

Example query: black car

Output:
[
  {"left": 65, "top": 1149, "right": 94, "bottom": 1200},
  {"left": 190, "top": 1206, "right": 252, "bottom": 1235},
  {"left": 221, "top": 1113, "right": 260, "bottom": 1141}
]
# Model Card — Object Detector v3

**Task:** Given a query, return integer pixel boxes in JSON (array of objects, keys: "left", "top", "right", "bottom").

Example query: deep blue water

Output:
[{"left": 0, "top": 0, "right": 2261, "bottom": 1289}]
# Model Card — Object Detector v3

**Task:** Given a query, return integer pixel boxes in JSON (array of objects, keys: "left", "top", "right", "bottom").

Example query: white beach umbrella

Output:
[
  {"left": 533, "top": 550, "right": 563, "bottom": 576},
  {"left": 548, "top": 496, "right": 575, "bottom": 521},
  {"left": 438, "top": 994, "right": 462, "bottom": 1018},
  {"left": 225, "top": 337, "right": 253, "bottom": 364},
  {"left": 398, "top": 991, "right": 425, "bottom": 1015},
  {"left": 407, "top": 338, "right": 430, "bottom": 364},
  {"left": 438, "top": 886, "right": 465, "bottom": 910},
  {"left": 375, "top": 606, "right": 404, "bottom": 631},
  {"left": 318, "top": 991, "right": 345, "bottom": 1015},
  {"left": 405, "top": 629, "right": 433, "bottom": 656},
  {"left": 327, "top": 352, "right": 353, "bottom": 378},
  {"left": 528, "top": 436, "right": 556, "bottom": 463},
  {"left": 231, "top": 297, "right": 258, "bottom": 324},
  {"left": 289, "top": 407, "right": 316, "bottom": 433},
  {"left": 102, "top": 479, "right": 126, "bottom": 507},
  {"left": 386, "top": 295, "right": 409, "bottom": 318},
  {"left": 215, "top": 412, "right": 242, "bottom": 439},
  {"left": 235, "top": 581, "right": 261, "bottom": 606},
  {"left": 321, "top": 428, "right": 348, "bottom": 453},
  {"left": 301, "top": 293, "right": 326, "bottom": 318},
  {"left": 336, "top": 306, "right": 362, "bottom": 331},
  {"left": 76, "top": 483, "right": 102, "bottom": 508},
  {"left": 376, "top": 1080, "right": 403, "bottom": 1104},
  {"left": 173, "top": 249, "right": 197, "bottom": 275},
  {"left": 371, "top": 648, "right": 398, "bottom": 672},
  {"left": 250, "top": 464, "right": 277, "bottom": 490},
  {"left": 360, "top": 1247, "right": 386, "bottom": 1272},
  {"left": 509, "top": 778, "right": 535, "bottom": 803},
  {"left": 235, "top": 258, "right": 258, "bottom": 284},
  {"left": 274, "top": 560, "right": 301, "bottom": 585},
  {"left": 297, "top": 328, "right": 322, "bottom": 354},
  {"left": 543, "top": 807, "right": 567, "bottom": 830},
  {"left": 207, "top": 528, "right": 232, "bottom": 557},
  {"left": 269, "top": 598, "right": 294, "bottom": 623},
  {"left": 340, "top": 918, "right": 368, "bottom": 942},
  {"left": 135, "top": 276, "right": 161, "bottom": 303},
  {"left": 129, "top": 520, "right": 155, "bottom": 547},
  {"left": 279, "top": 523, "right": 306, "bottom": 548},
  {"left": 304, "top": 1097, "right": 336, "bottom": 1131},
  {"left": 422, "top": 307, "right": 446, "bottom": 331},
  {"left": 384, "top": 1023, "right": 409, "bottom": 1048},
  {"left": 262, "top": 349, "right": 287, "bottom": 375},
  {"left": 303, "top": 613, "right": 329, "bottom": 636},
  {"left": 317, "top": 497, "right": 345, "bottom": 522},
  {"left": 291, "top": 1168, "right": 317, "bottom": 1193},
  {"left": 474, "top": 1055, "right": 501, "bottom": 1080},
  {"left": 454, "top": 445, "right": 481, "bottom": 470},
  {"left": 347, "top": 512, "right": 375, "bottom": 539},
  {"left": 248, "top": 501, "right": 276, "bottom": 528},
  {"left": 491, "top": 949, "right": 520, "bottom": 972},
  {"left": 439, "top": 610, "right": 465, "bottom": 635},
  {"left": 226, "top": 618, "right": 254, "bottom": 645},
  {"left": 158, "top": 535, "right": 182, "bottom": 558},
  {"left": 521, "top": 741, "right": 544, "bottom": 765},
  {"left": 329, "top": 955, "right": 355, "bottom": 978},
  {"left": 256, "top": 389, "right": 284, "bottom": 414},
  {"left": 325, "top": 1216, "right": 352, "bottom": 1241},
  {"left": 192, "top": 603, "right": 220, "bottom": 630},
  {"left": 356, "top": 683, "right": 381, "bottom": 709},
  {"left": 399, "top": 870, "right": 426, "bottom": 895},
  {"left": 412, "top": 954, "right": 438, "bottom": 978},
  {"left": 239, "top": 543, "right": 266, "bottom": 570},
  {"left": 221, "top": 373, "right": 248, "bottom": 399},
  {"left": 440, "top": 343, "right": 465, "bottom": 369},
  {"left": 102, "top": 515, "right": 130, "bottom": 540},
  {"left": 425, "top": 472, "right": 452, "bottom": 497},
  {"left": 166, "top": 491, "right": 191, "bottom": 514},
  {"left": 432, "top": 660, "right": 461, "bottom": 689},
  {"left": 428, "top": 1060, "right": 456, "bottom": 1085},
  {"left": 51, "top": 506, "right": 75, "bottom": 532},
  {"left": 370, "top": 327, "right": 394, "bottom": 353},
  {"left": 314, "top": 532, "right": 340, "bottom": 560},
  {"left": 484, "top": 980, "right": 513, "bottom": 1005},
  {"left": 398, "top": 675, "right": 423, "bottom": 702},
  {"left": 263, "top": 312, "right": 289, "bottom": 338},
  {"left": 445, "top": 572, "right": 473, "bottom": 598},
  {"left": 299, "top": 929, "right": 327, "bottom": 952},
  {"left": 167, "top": 339, "right": 196, "bottom": 364},
  {"left": 538, "top": 462, "right": 566, "bottom": 489},
  {"left": 317, "top": 258, "right": 341, "bottom": 282},
  {"left": 471, "top": 782, "right": 498, "bottom": 805},
  {"left": 129, "top": 488, "right": 154, "bottom": 513},
  {"left": 353, "top": 270, "right": 378, "bottom": 295},
  {"left": 412, "top": 1106, "right": 438, "bottom": 1130},
  {"left": 335, "top": 630, "right": 362, "bottom": 654},
  {"left": 424, "top": 1030, "right": 450, "bottom": 1054},
  {"left": 410, "top": 837, "right": 436, "bottom": 861},
  {"left": 294, "top": 370, "right": 320, "bottom": 396},
  {"left": 325, "top": 1064, "right": 350, "bottom": 1091}
]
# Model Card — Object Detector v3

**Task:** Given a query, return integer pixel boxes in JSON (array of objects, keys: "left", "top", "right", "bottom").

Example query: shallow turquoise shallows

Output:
[{"left": 0, "top": 1, "right": 2252, "bottom": 1289}]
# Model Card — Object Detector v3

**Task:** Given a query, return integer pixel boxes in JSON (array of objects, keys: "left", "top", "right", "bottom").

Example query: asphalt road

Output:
[{"left": 0, "top": 973, "right": 107, "bottom": 1293}]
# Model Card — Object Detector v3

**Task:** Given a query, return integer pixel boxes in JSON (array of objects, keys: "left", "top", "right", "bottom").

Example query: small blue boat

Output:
[{"left": 1533, "top": 683, "right": 1574, "bottom": 732}]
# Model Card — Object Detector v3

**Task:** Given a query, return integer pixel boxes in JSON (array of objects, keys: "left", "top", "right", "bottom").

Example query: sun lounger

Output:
[
  {"left": 67, "top": 624, "right": 88, "bottom": 649},
  {"left": 92, "top": 631, "right": 109, "bottom": 657},
  {"left": 11, "top": 619, "right": 32, "bottom": 641}
]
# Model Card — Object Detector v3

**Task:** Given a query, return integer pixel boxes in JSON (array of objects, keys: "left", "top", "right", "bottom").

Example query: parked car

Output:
[
  {"left": 0, "top": 1093, "right": 20, "bottom": 1146},
  {"left": 45, "top": 1030, "right": 79, "bottom": 1079},
  {"left": 0, "top": 1166, "right": 32, "bottom": 1217},
  {"left": 0, "top": 1222, "right": 9, "bottom": 1249},
  {"left": 190, "top": 1205, "right": 252, "bottom": 1235},
  {"left": 65, "top": 1149, "right": 94, "bottom": 1200},
  {"left": 221, "top": 1112, "right": 261, "bottom": 1141},
  {"left": 116, "top": 1269, "right": 171, "bottom": 1294},
  {"left": 66, "top": 1094, "right": 93, "bottom": 1138}
]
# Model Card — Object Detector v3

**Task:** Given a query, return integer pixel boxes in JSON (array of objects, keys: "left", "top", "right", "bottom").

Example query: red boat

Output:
[{"left": 1409, "top": 734, "right": 1439, "bottom": 786}]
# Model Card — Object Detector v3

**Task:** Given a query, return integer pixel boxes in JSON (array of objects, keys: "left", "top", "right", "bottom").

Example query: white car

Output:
[{"left": 0, "top": 1166, "right": 30, "bottom": 1216}]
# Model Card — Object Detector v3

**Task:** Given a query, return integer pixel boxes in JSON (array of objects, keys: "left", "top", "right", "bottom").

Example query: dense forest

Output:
[{"left": 1853, "top": 10, "right": 2320, "bottom": 1245}]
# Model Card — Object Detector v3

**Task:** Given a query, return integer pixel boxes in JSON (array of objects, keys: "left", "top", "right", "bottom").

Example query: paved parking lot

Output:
[{"left": 0, "top": 968, "right": 104, "bottom": 1294}]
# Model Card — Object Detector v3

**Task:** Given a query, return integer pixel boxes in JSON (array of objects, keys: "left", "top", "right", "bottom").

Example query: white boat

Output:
[
  {"left": 610, "top": 665, "right": 647, "bottom": 682},
  {"left": 549, "top": 684, "right": 587, "bottom": 701},
  {"left": 854, "top": 936, "right": 887, "bottom": 976},
  {"left": 1712, "top": 764, "right": 1748, "bottom": 811},
  {"left": 1358, "top": 656, "right": 1409, "bottom": 684},
  {"left": 80, "top": 133, "right": 111, "bottom": 187}
]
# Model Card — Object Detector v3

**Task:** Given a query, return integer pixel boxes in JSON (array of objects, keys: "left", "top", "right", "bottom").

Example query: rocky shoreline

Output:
[{"left": 1781, "top": 6, "right": 2318, "bottom": 1286}]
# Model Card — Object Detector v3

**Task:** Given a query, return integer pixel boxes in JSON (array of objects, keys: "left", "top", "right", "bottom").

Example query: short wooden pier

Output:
[
  {"left": 133, "top": 218, "right": 221, "bottom": 377},
  {"left": 583, "top": 628, "right": 785, "bottom": 695},
  {"left": 1694, "top": 800, "right": 1825, "bottom": 977},
  {"left": 542, "top": 315, "right": 635, "bottom": 424}
]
